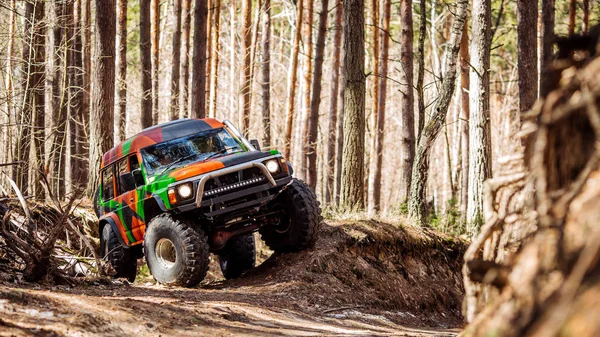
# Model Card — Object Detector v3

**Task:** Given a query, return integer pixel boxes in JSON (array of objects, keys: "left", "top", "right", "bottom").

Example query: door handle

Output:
[{"left": 129, "top": 198, "right": 134, "bottom": 202}]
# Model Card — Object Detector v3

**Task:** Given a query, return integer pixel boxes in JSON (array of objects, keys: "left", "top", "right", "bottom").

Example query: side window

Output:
[
  {"left": 116, "top": 158, "right": 131, "bottom": 195},
  {"left": 102, "top": 166, "right": 114, "bottom": 201}
]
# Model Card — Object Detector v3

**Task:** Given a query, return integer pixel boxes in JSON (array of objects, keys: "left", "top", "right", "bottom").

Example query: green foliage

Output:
[{"left": 428, "top": 197, "right": 466, "bottom": 236}]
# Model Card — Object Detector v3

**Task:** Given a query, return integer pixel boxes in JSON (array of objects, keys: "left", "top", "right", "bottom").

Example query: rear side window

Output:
[
  {"left": 102, "top": 167, "right": 114, "bottom": 201},
  {"left": 116, "top": 158, "right": 129, "bottom": 195}
]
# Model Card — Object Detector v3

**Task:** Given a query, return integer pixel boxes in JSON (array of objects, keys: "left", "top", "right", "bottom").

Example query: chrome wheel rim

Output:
[{"left": 156, "top": 238, "right": 177, "bottom": 269}]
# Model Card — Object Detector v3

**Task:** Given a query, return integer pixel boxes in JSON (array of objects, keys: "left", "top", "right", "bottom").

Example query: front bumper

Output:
[{"left": 170, "top": 155, "right": 291, "bottom": 218}]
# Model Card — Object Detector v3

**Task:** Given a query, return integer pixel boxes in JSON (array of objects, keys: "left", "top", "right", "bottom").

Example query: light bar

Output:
[{"left": 204, "top": 176, "right": 265, "bottom": 196}]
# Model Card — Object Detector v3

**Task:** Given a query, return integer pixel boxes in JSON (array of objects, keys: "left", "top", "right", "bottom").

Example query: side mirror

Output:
[
  {"left": 132, "top": 168, "right": 145, "bottom": 186},
  {"left": 250, "top": 139, "right": 261, "bottom": 151},
  {"left": 119, "top": 172, "right": 137, "bottom": 192}
]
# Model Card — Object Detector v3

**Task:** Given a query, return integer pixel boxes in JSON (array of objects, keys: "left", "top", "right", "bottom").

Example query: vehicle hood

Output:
[{"left": 162, "top": 151, "right": 274, "bottom": 182}]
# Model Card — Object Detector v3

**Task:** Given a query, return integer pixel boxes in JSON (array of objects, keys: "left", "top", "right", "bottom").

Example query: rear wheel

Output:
[
  {"left": 218, "top": 233, "right": 256, "bottom": 279},
  {"left": 260, "top": 179, "right": 322, "bottom": 252},
  {"left": 101, "top": 224, "right": 137, "bottom": 282},
  {"left": 144, "top": 214, "right": 210, "bottom": 287}
]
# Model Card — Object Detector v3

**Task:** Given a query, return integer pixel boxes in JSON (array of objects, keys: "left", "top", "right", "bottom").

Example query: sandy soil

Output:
[{"left": 0, "top": 221, "right": 465, "bottom": 336}]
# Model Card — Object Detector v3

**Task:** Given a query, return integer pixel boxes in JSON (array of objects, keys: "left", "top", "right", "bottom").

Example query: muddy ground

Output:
[{"left": 0, "top": 220, "right": 466, "bottom": 336}]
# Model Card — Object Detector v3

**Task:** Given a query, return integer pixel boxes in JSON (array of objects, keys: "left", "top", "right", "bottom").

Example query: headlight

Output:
[
  {"left": 177, "top": 183, "right": 193, "bottom": 199},
  {"left": 265, "top": 159, "right": 280, "bottom": 174}
]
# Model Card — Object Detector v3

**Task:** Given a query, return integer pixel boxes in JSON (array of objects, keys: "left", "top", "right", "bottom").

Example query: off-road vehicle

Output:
[{"left": 95, "top": 118, "right": 321, "bottom": 286}]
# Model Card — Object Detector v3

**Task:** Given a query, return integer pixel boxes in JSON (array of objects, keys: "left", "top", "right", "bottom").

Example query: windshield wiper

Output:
[
  {"left": 157, "top": 153, "right": 198, "bottom": 176},
  {"left": 203, "top": 146, "right": 241, "bottom": 161}
]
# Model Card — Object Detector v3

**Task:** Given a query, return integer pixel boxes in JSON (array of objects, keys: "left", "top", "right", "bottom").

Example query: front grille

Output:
[{"left": 203, "top": 167, "right": 266, "bottom": 197}]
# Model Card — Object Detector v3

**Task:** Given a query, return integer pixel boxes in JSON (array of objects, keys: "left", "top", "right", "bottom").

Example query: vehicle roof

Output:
[{"left": 101, "top": 118, "right": 224, "bottom": 168}]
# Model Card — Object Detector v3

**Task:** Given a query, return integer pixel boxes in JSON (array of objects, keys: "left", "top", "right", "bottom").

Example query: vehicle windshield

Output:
[{"left": 141, "top": 128, "right": 243, "bottom": 176}]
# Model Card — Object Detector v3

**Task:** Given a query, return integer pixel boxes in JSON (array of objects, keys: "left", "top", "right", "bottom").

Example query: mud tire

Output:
[
  {"left": 260, "top": 179, "right": 322, "bottom": 252},
  {"left": 101, "top": 224, "right": 137, "bottom": 282},
  {"left": 144, "top": 214, "right": 210, "bottom": 287},
  {"left": 218, "top": 234, "right": 256, "bottom": 279}
]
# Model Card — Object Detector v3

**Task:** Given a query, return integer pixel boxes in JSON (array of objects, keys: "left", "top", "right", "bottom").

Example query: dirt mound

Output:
[{"left": 218, "top": 220, "right": 467, "bottom": 328}]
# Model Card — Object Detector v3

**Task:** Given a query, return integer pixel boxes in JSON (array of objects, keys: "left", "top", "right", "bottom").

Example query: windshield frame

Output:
[{"left": 140, "top": 127, "right": 246, "bottom": 177}]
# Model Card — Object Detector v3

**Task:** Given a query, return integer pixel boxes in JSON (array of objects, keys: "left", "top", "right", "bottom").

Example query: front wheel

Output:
[
  {"left": 259, "top": 179, "right": 322, "bottom": 252},
  {"left": 144, "top": 214, "right": 210, "bottom": 287}
]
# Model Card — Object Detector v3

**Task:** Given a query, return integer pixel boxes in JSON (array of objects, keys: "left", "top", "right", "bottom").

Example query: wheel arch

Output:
[{"left": 99, "top": 216, "right": 129, "bottom": 248}]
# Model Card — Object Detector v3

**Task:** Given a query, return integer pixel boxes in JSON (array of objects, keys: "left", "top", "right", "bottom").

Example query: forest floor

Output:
[{"left": 0, "top": 219, "right": 466, "bottom": 336}]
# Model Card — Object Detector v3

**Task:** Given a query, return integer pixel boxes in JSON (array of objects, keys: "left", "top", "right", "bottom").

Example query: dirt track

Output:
[{"left": 0, "top": 221, "right": 465, "bottom": 336}]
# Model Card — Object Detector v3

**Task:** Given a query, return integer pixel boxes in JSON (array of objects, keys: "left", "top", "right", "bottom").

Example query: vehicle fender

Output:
[
  {"left": 99, "top": 215, "right": 129, "bottom": 247},
  {"left": 287, "top": 162, "right": 294, "bottom": 175}
]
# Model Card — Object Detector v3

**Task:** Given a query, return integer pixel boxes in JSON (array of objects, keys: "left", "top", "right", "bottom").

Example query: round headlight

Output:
[
  {"left": 266, "top": 159, "right": 280, "bottom": 174},
  {"left": 177, "top": 184, "right": 193, "bottom": 199}
]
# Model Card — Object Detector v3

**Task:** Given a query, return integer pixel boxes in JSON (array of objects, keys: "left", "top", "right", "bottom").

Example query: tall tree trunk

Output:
[
  {"left": 69, "top": 0, "right": 85, "bottom": 194},
  {"left": 29, "top": 1, "right": 46, "bottom": 199},
  {"left": 568, "top": 0, "right": 576, "bottom": 37},
  {"left": 325, "top": 0, "right": 343, "bottom": 205},
  {"left": 305, "top": 0, "right": 329, "bottom": 192},
  {"left": 191, "top": 0, "right": 208, "bottom": 118},
  {"left": 540, "top": 0, "right": 555, "bottom": 97},
  {"left": 283, "top": 0, "right": 304, "bottom": 159},
  {"left": 77, "top": 0, "right": 91, "bottom": 188},
  {"left": 459, "top": 20, "right": 470, "bottom": 219},
  {"left": 208, "top": 0, "right": 221, "bottom": 118},
  {"left": 467, "top": 0, "right": 492, "bottom": 232},
  {"left": 44, "top": 0, "right": 60, "bottom": 197},
  {"left": 180, "top": 0, "right": 192, "bottom": 118},
  {"left": 300, "top": 0, "right": 314, "bottom": 178},
  {"left": 140, "top": 0, "right": 153, "bottom": 128},
  {"left": 152, "top": 0, "right": 161, "bottom": 123},
  {"left": 340, "top": 0, "right": 365, "bottom": 211},
  {"left": 170, "top": 0, "right": 182, "bottom": 120},
  {"left": 238, "top": 0, "right": 252, "bottom": 135},
  {"left": 228, "top": 2, "right": 237, "bottom": 120},
  {"left": 366, "top": 0, "right": 380, "bottom": 213},
  {"left": 399, "top": 0, "right": 415, "bottom": 202},
  {"left": 582, "top": 0, "right": 589, "bottom": 34},
  {"left": 87, "top": 0, "right": 116, "bottom": 195},
  {"left": 368, "top": 0, "right": 391, "bottom": 212},
  {"left": 115, "top": 0, "right": 128, "bottom": 142},
  {"left": 407, "top": 0, "right": 468, "bottom": 225},
  {"left": 416, "top": 0, "right": 426, "bottom": 144},
  {"left": 4, "top": 0, "right": 16, "bottom": 171},
  {"left": 517, "top": 0, "right": 538, "bottom": 112},
  {"left": 260, "top": 0, "right": 272, "bottom": 147}
]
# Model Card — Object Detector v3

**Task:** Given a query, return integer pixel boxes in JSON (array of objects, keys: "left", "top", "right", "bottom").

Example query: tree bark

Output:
[
  {"left": 416, "top": 0, "right": 426, "bottom": 144},
  {"left": 115, "top": 0, "right": 128, "bottom": 142},
  {"left": 467, "top": 0, "right": 492, "bottom": 232},
  {"left": 29, "top": 1, "right": 46, "bottom": 199},
  {"left": 568, "top": 0, "right": 576, "bottom": 37},
  {"left": 180, "top": 0, "right": 192, "bottom": 118},
  {"left": 140, "top": 0, "right": 153, "bottom": 128},
  {"left": 208, "top": 0, "right": 221, "bottom": 118},
  {"left": 407, "top": 0, "right": 468, "bottom": 225},
  {"left": 260, "top": 0, "right": 272, "bottom": 147},
  {"left": 3, "top": 0, "right": 16, "bottom": 171},
  {"left": 238, "top": 0, "right": 252, "bottom": 135},
  {"left": 460, "top": 20, "right": 470, "bottom": 219},
  {"left": 326, "top": 0, "right": 343, "bottom": 204},
  {"left": 87, "top": 0, "right": 116, "bottom": 195},
  {"left": 152, "top": 0, "right": 161, "bottom": 123},
  {"left": 340, "top": 0, "right": 365, "bottom": 211},
  {"left": 366, "top": 0, "right": 380, "bottom": 213},
  {"left": 540, "top": 0, "right": 555, "bottom": 97},
  {"left": 517, "top": 0, "right": 538, "bottom": 113},
  {"left": 170, "top": 0, "right": 182, "bottom": 120},
  {"left": 283, "top": 0, "right": 303, "bottom": 159},
  {"left": 582, "top": 0, "right": 589, "bottom": 34},
  {"left": 305, "top": 0, "right": 329, "bottom": 192},
  {"left": 191, "top": 0, "right": 208, "bottom": 119},
  {"left": 300, "top": 0, "right": 314, "bottom": 178},
  {"left": 399, "top": 0, "right": 415, "bottom": 203}
]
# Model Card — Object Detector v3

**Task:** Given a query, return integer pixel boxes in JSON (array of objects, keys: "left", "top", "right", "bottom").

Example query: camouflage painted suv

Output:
[{"left": 95, "top": 118, "right": 321, "bottom": 286}]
